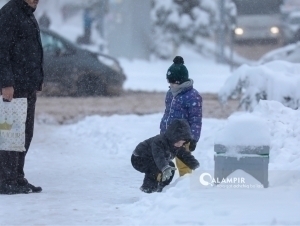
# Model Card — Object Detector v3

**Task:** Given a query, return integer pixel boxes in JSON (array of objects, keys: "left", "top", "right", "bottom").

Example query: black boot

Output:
[
  {"left": 140, "top": 174, "right": 158, "bottom": 194},
  {"left": 17, "top": 178, "right": 42, "bottom": 193},
  {"left": 157, "top": 181, "right": 170, "bottom": 193},
  {"left": 0, "top": 182, "right": 30, "bottom": 195}
]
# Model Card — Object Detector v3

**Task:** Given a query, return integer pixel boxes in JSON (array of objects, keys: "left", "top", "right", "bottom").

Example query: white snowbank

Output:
[
  {"left": 253, "top": 100, "right": 300, "bottom": 170},
  {"left": 120, "top": 100, "right": 300, "bottom": 225},
  {"left": 259, "top": 42, "right": 300, "bottom": 64},
  {"left": 215, "top": 113, "right": 270, "bottom": 146},
  {"left": 219, "top": 60, "right": 300, "bottom": 111}
]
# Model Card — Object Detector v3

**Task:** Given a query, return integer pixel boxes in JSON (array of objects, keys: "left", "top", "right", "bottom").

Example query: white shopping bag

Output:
[{"left": 0, "top": 97, "right": 27, "bottom": 152}]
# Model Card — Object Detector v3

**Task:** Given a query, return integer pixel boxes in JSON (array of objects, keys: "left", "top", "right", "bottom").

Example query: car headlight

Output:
[
  {"left": 235, "top": 28, "right": 244, "bottom": 35},
  {"left": 270, "top": 27, "right": 279, "bottom": 34}
]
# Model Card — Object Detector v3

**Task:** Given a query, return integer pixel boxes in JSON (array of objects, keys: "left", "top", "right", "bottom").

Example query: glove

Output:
[
  {"left": 162, "top": 166, "right": 177, "bottom": 182},
  {"left": 176, "top": 148, "right": 200, "bottom": 170},
  {"left": 189, "top": 140, "right": 197, "bottom": 152}
]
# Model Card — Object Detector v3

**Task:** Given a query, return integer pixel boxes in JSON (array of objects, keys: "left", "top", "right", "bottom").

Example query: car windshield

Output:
[{"left": 40, "top": 32, "right": 68, "bottom": 53}]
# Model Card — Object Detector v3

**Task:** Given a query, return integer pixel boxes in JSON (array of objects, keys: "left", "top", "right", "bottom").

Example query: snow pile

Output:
[
  {"left": 215, "top": 113, "right": 270, "bottom": 146},
  {"left": 120, "top": 100, "right": 300, "bottom": 225},
  {"left": 218, "top": 60, "right": 300, "bottom": 111},
  {"left": 258, "top": 42, "right": 300, "bottom": 64},
  {"left": 253, "top": 100, "right": 300, "bottom": 170},
  {"left": 213, "top": 100, "right": 300, "bottom": 170}
]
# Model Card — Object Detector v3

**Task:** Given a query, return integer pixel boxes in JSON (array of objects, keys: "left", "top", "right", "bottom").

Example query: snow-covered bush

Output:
[
  {"left": 151, "top": 0, "right": 217, "bottom": 59},
  {"left": 258, "top": 42, "right": 300, "bottom": 64},
  {"left": 218, "top": 61, "right": 300, "bottom": 111},
  {"left": 151, "top": 0, "right": 238, "bottom": 59}
]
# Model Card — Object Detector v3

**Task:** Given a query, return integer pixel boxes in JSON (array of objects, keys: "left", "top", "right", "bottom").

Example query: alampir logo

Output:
[
  {"left": 199, "top": 172, "right": 246, "bottom": 186},
  {"left": 199, "top": 172, "right": 214, "bottom": 186}
]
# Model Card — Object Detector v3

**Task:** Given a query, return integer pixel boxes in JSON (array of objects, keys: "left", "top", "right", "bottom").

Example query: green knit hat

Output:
[{"left": 166, "top": 56, "right": 189, "bottom": 84}]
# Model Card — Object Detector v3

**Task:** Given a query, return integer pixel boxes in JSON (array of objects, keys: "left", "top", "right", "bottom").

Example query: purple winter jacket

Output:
[{"left": 160, "top": 85, "right": 202, "bottom": 142}]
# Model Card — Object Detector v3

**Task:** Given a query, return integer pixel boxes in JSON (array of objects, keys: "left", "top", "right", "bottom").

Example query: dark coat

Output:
[
  {"left": 0, "top": 0, "right": 44, "bottom": 92},
  {"left": 133, "top": 119, "right": 199, "bottom": 172},
  {"left": 160, "top": 85, "right": 202, "bottom": 142}
]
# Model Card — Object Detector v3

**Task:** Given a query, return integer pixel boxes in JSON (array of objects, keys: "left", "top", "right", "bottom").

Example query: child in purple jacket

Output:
[{"left": 160, "top": 56, "right": 202, "bottom": 176}]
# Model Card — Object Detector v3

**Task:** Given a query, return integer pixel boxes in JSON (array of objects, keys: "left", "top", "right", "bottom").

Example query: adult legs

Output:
[{"left": 0, "top": 91, "right": 36, "bottom": 194}]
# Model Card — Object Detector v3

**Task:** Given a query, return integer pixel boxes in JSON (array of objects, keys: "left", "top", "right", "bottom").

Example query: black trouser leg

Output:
[
  {"left": 17, "top": 91, "right": 36, "bottom": 180},
  {"left": 0, "top": 151, "right": 19, "bottom": 184},
  {"left": 131, "top": 155, "right": 161, "bottom": 179}
]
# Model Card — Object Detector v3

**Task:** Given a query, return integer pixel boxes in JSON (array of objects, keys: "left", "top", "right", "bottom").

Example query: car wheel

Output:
[{"left": 77, "top": 74, "right": 106, "bottom": 96}]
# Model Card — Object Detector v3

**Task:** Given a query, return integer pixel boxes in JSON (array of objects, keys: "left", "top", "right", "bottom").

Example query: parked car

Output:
[
  {"left": 40, "top": 28, "right": 126, "bottom": 96},
  {"left": 281, "top": 11, "right": 300, "bottom": 45}
]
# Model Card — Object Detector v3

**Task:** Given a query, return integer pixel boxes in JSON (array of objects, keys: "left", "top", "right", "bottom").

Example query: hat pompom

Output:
[{"left": 173, "top": 56, "right": 184, "bottom": 65}]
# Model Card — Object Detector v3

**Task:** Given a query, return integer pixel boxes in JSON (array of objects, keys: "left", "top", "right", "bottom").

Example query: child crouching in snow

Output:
[{"left": 131, "top": 119, "right": 199, "bottom": 193}]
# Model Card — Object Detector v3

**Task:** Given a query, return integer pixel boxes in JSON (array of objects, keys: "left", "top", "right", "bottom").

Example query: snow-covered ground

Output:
[
  {"left": 1, "top": 101, "right": 300, "bottom": 225},
  {"left": 1, "top": 1, "right": 299, "bottom": 225}
]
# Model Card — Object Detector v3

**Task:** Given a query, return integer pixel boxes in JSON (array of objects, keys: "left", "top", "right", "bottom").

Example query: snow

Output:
[
  {"left": 254, "top": 100, "right": 300, "bottom": 170},
  {"left": 219, "top": 60, "right": 300, "bottom": 111},
  {"left": 1, "top": 102, "right": 300, "bottom": 225},
  {"left": 215, "top": 113, "right": 270, "bottom": 146},
  {"left": 259, "top": 42, "right": 300, "bottom": 64},
  {"left": 0, "top": 1, "right": 299, "bottom": 225}
]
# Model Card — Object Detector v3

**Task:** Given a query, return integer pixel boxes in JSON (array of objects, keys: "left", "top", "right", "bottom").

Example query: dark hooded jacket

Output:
[
  {"left": 133, "top": 119, "right": 199, "bottom": 172},
  {"left": 0, "top": 0, "right": 44, "bottom": 92}
]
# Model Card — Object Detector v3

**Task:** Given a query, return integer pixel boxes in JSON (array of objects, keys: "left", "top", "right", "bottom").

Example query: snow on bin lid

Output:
[{"left": 215, "top": 113, "right": 270, "bottom": 147}]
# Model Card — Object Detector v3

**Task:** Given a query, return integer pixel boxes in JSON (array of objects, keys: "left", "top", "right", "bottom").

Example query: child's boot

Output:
[{"left": 140, "top": 174, "right": 158, "bottom": 193}]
